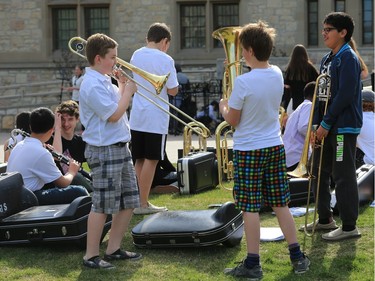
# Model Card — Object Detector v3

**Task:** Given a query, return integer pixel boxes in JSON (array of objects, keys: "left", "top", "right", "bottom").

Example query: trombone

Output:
[
  {"left": 288, "top": 73, "right": 331, "bottom": 237},
  {"left": 68, "top": 37, "right": 210, "bottom": 138}
]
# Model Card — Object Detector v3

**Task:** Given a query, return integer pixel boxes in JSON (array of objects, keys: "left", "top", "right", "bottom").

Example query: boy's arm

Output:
[
  {"left": 108, "top": 81, "right": 137, "bottom": 122},
  {"left": 53, "top": 159, "right": 80, "bottom": 188},
  {"left": 167, "top": 86, "right": 178, "bottom": 96},
  {"left": 52, "top": 112, "right": 63, "bottom": 153},
  {"left": 219, "top": 99, "right": 241, "bottom": 127}
]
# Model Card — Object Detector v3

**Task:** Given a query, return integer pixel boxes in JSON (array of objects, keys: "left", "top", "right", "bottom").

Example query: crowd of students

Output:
[{"left": 2, "top": 11, "right": 374, "bottom": 279}]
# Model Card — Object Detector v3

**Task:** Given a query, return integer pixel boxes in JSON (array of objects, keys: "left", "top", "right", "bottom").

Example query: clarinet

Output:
[{"left": 8, "top": 129, "right": 92, "bottom": 181}]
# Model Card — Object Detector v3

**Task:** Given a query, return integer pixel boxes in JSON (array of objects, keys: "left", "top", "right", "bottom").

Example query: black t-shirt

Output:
[{"left": 47, "top": 134, "right": 86, "bottom": 173}]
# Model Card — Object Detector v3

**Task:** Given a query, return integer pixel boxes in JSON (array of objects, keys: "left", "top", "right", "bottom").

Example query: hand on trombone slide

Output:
[{"left": 310, "top": 125, "right": 329, "bottom": 146}]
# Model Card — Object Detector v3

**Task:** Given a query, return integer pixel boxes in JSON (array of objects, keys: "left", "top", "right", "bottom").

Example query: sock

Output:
[
  {"left": 342, "top": 225, "right": 355, "bottom": 231},
  {"left": 244, "top": 253, "right": 260, "bottom": 269},
  {"left": 318, "top": 218, "right": 331, "bottom": 224},
  {"left": 108, "top": 249, "right": 121, "bottom": 255},
  {"left": 289, "top": 243, "right": 303, "bottom": 261}
]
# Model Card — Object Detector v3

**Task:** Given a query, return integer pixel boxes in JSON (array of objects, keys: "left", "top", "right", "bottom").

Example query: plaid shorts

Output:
[
  {"left": 85, "top": 144, "right": 140, "bottom": 214},
  {"left": 233, "top": 145, "right": 290, "bottom": 212}
]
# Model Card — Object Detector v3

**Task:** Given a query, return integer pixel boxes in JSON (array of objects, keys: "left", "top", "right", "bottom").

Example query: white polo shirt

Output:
[
  {"left": 7, "top": 137, "right": 62, "bottom": 191},
  {"left": 79, "top": 67, "right": 131, "bottom": 146}
]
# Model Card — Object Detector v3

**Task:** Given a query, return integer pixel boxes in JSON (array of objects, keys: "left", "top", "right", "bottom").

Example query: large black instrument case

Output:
[
  {"left": 131, "top": 201, "right": 243, "bottom": 248},
  {"left": 177, "top": 151, "right": 218, "bottom": 194},
  {"left": 0, "top": 196, "right": 111, "bottom": 247},
  {"left": 0, "top": 171, "right": 111, "bottom": 248}
]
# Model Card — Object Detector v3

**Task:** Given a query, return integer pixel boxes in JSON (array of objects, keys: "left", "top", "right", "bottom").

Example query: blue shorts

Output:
[
  {"left": 233, "top": 145, "right": 290, "bottom": 212},
  {"left": 85, "top": 144, "right": 140, "bottom": 214}
]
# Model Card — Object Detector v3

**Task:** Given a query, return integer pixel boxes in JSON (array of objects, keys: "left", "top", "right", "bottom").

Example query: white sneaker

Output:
[
  {"left": 299, "top": 219, "right": 338, "bottom": 232},
  {"left": 133, "top": 202, "right": 168, "bottom": 215},
  {"left": 322, "top": 227, "right": 361, "bottom": 241}
]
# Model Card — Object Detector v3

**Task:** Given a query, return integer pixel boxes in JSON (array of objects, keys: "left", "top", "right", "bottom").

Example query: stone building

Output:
[{"left": 0, "top": 0, "right": 373, "bottom": 129}]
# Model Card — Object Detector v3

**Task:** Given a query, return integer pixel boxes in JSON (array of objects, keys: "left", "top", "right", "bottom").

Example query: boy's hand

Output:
[
  {"left": 316, "top": 125, "right": 328, "bottom": 142},
  {"left": 125, "top": 80, "right": 137, "bottom": 96},
  {"left": 68, "top": 159, "right": 81, "bottom": 175}
]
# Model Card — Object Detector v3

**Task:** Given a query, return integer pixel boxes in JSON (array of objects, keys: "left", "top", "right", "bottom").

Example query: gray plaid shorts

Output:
[{"left": 85, "top": 143, "right": 140, "bottom": 214}]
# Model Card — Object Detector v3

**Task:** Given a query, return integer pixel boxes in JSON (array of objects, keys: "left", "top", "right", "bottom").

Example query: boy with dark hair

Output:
[
  {"left": 303, "top": 12, "right": 363, "bottom": 241},
  {"left": 283, "top": 81, "right": 315, "bottom": 171},
  {"left": 220, "top": 21, "right": 310, "bottom": 280},
  {"left": 80, "top": 33, "right": 141, "bottom": 269},
  {"left": 130, "top": 22, "right": 179, "bottom": 215},
  {"left": 7, "top": 107, "right": 88, "bottom": 205}
]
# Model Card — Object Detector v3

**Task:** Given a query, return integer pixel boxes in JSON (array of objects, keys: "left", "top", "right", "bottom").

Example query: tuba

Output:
[{"left": 212, "top": 26, "right": 242, "bottom": 190}]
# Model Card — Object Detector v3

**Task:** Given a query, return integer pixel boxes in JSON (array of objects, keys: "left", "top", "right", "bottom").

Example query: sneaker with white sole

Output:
[
  {"left": 321, "top": 227, "right": 361, "bottom": 241},
  {"left": 299, "top": 219, "right": 338, "bottom": 232},
  {"left": 291, "top": 253, "right": 310, "bottom": 274},
  {"left": 224, "top": 260, "right": 263, "bottom": 280},
  {"left": 133, "top": 202, "right": 168, "bottom": 215}
]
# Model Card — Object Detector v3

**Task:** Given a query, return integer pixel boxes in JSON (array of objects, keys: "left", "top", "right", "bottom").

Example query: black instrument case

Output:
[
  {"left": 177, "top": 151, "right": 218, "bottom": 194},
  {"left": 0, "top": 172, "right": 111, "bottom": 247},
  {"left": 131, "top": 201, "right": 243, "bottom": 248}
]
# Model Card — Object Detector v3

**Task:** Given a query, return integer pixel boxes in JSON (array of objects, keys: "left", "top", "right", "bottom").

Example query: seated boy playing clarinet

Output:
[{"left": 6, "top": 107, "right": 89, "bottom": 205}]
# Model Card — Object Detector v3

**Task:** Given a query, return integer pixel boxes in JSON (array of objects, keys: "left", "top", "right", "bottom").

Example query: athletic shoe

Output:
[
  {"left": 299, "top": 219, "right": 338, "bottom": 232},
  {"left": 224, "top": 260, "right": 263, "bottom": 280},
  {"left": 291, "top": 254, "right": 310, "bottom": 274},
  {"left": 104, "top": 249, "right": 142, "bottom": 261},
  {"left": 133, "top": 202, "right": 168, "bottom": 215},
  {"left": 321, "top": 227, "right": 361, "bottom": 241},
  {"left": 83, "top": 256, "right": 115, "bottom": 269}
]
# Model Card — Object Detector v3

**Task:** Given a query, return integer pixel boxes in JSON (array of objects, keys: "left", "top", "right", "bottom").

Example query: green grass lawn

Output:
[{"left": 1, "top": 185, "right": 374, "bottom": 281}]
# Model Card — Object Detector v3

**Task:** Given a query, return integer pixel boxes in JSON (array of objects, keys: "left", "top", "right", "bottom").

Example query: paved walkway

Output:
[{"left": 0, "top": 131, "right": 233, "bottom": 164}]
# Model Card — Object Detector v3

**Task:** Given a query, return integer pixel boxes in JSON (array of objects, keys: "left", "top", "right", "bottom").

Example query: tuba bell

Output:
[{"left": 212, "top": 26, "right": 242, "bottom": 190}]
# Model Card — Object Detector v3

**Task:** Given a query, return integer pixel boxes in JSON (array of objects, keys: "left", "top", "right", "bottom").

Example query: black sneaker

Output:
[
  {"left": 224, "top": 260, "right": 263, "bottom": 280},
  {"left": 104, "top": 249, "right": 143, "bottom": 261},
  {"left": 291, "top": 254, "right": 310, "bottom": 274},
  {"left": 83, "top": 256, "right": 115, "bottom": 269}
]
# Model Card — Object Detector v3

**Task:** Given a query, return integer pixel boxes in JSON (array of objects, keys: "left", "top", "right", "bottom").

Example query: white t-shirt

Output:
[
  {"left": 7, "top": 137, "right": 62, "bottom": 192},
  {"left": 228, "top": 65, "right": 283, "bottom": 151},
  {"left": 357, "top": 111, "right": 374, "bottom": 165},
  {"left": 72, "top": 74, "right": 84, "bottom": 102},
  {"left": 129, "top": 47, "right": 179, "bottom": 134},
  {"left": 79, "top": 67, "right": 131, "bottom": 146},
  {"left": 282, "top": 99, "right": 312, "bottom": 167}
]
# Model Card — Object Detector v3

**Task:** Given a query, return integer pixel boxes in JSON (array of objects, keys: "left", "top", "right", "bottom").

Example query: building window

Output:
[
  {"left": 52, "top": 6, "right": 109, "bottom": 51},
  {"left": 363, "top": 0, "right": 374, "bottom": 44},
  {"left": 213, "top": 3, "right": 239, "bottom": 48},
  {"left": 52, "top": 8, "right": 77, "bottom": 50},
  {"left": 308, "top": 0, "right": 318, "bottom": 46},
  {"left": 180, "top": 2, "right": 239, "bottom": 49},
  {"left": 84, "top": 7, "right": 110, "bottom": 38},
  {"left": 180, "top": 4, "right": 206, "bottom": 48},
  {"left": 335, "top": 0, "right": 345, "bottom": 12}
]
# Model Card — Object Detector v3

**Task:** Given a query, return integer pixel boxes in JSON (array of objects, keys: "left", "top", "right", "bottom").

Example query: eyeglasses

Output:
[{"left": 322, "top": 27, "right": 337, "bottom": 34}]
